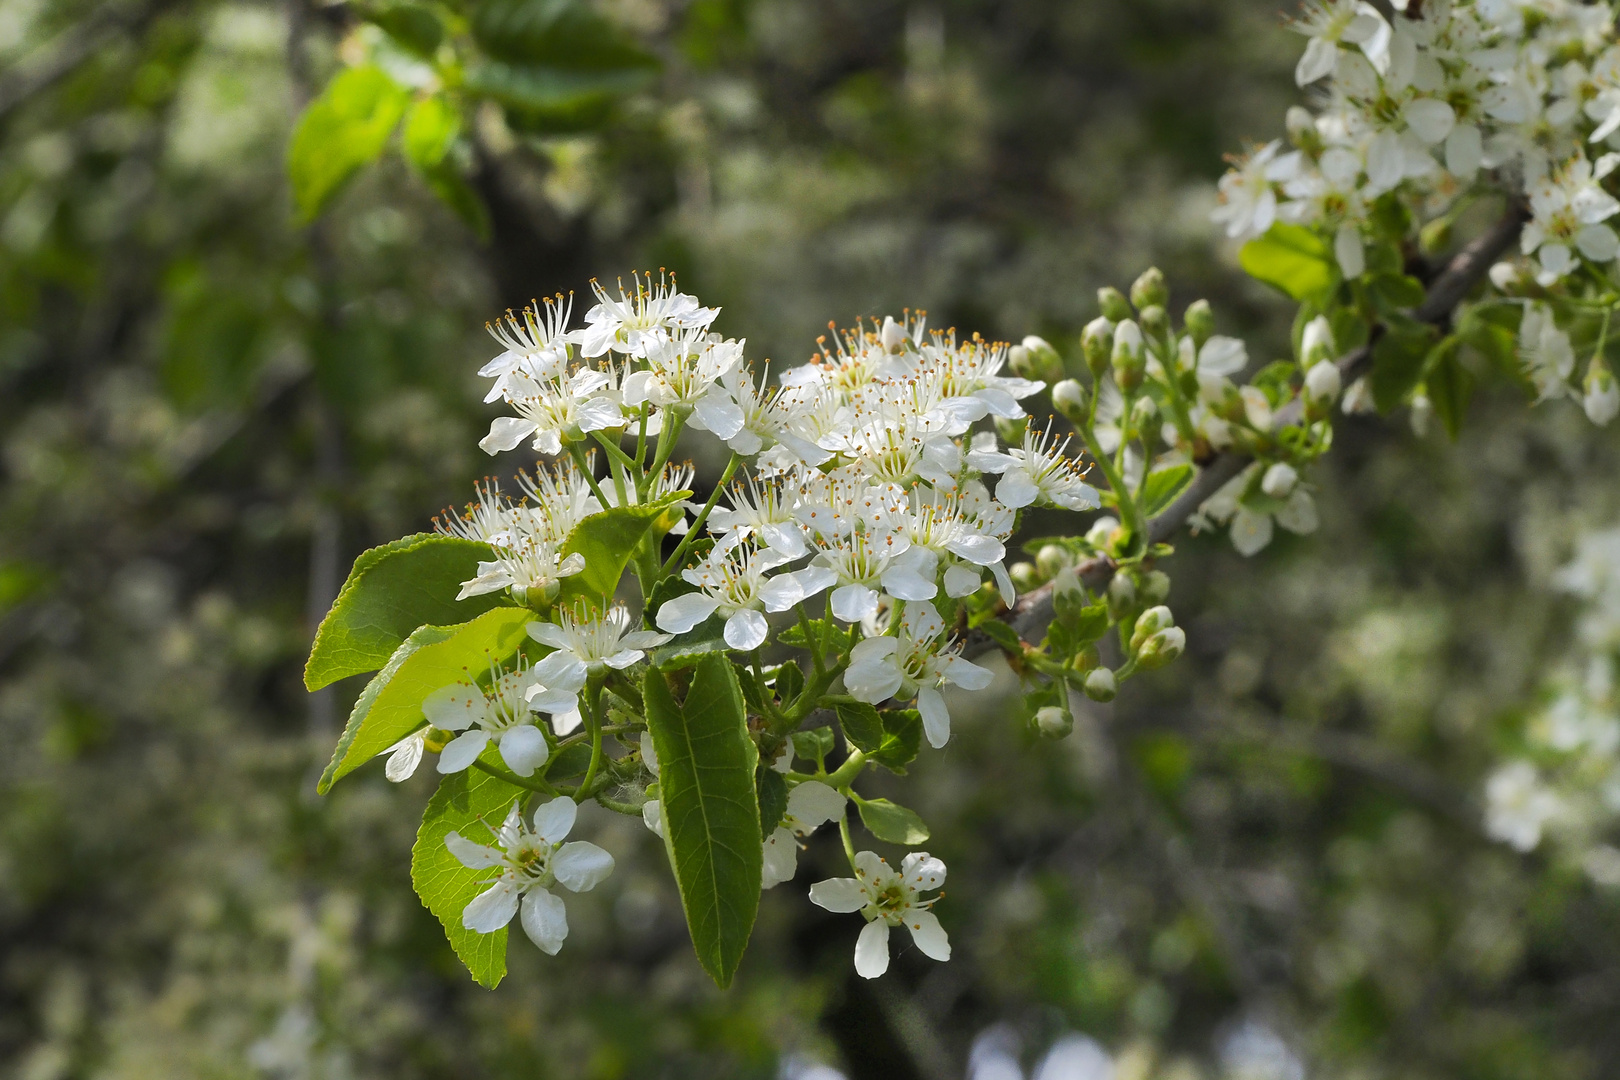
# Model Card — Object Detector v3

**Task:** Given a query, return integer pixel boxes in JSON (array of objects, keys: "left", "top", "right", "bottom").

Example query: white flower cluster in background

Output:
[{"left": 1484, "top": 526, "right": 1620, "bottom": 887}]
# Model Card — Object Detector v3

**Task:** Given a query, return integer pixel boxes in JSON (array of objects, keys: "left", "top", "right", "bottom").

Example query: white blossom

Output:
[
  {"left": 579, "top": 271, "right": 719, "bottom": 358},
  {"left": 970, "top": 422, "right": 1099, "bottom": 512},
  {"left": 844, "top": 601, "right": 994, "bottom": 747},
  {"left": 762, "top": 781, "right": 848, "bottom": 888},
  {"left": 809, "top": 851, "right": 950, "bottom": 979},
  {"left": 427, "top": 664, "right": 555, "bottom": 777}
]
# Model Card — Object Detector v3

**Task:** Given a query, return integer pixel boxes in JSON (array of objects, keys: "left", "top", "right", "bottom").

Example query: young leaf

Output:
[
  {"left": 287, "top": 65, "right": 409, "bottom": 222},
  {"left": 757, "top": 767, "right": 788, "bottom": 841},
  {"left": 317, "top": 607, "right": 533, "bottom": 793},
  {"left": 304, "top": 534, "right": 505, "bottom": 691},
  {"left": 1370, "top": 325, "right": 1439, "bottom": 412},
  {"left": 855, "top": 796, "right": 930, "bottom": 845},
  {"left": 1239, "top": 223, "right": 1339, "bottom": 304},
  {"left": 410, "top": 768, "right": 522, "bottom": 988},
  {"left": 402, "top": 95, "right": 460, "bottom": 170},
  {"left": 868, "top": 709, "right": 922, "bottom": 773},
  {"left": 773, "top": 660, "right": 805, "bottom": 708},
  {"left": 1141, "top": 464, "right": 1194, "bottom": 517},
  {"left": 975, "top": 618, "right": 1024, "bottom": 655},
  {"left": 790, "top": 726, "right": 836, "bottom": 764},
  {"left": 558, "top": 492, "right": 692, "bottom": 605},
  {"left": 836, "top": 700, "right": 885, "bottom": 754},
  {"left": 643, "top": 654, "right": 762, "bottom": 988},
  {"left": 1425, "top": 343, "right": 1474, "bottom": 441}
]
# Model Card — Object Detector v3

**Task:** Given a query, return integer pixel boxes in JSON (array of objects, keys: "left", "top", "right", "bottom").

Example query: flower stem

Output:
[
  {"left": 473, "top": 759, "right": 558, "bottom": 796},
  {"left": 660, "top": 452, "right": 740, "bottom": 576}
]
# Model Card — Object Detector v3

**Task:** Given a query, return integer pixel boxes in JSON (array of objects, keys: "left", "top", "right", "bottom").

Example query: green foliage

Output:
[
  {"left": 305, "top": 534, "right": 505, "bottom": 691},
  {"left": 1425, "top": 340, "right": 1475, "bottom": 440},
  {"left": 371, "top": 3, "right": 444, "bottom": 57},
  {"left": 1239, "top": 223, "right": 1339, "bottom": 304},
  {"left": 854, "top": 796, "right": 930, "bottom": 845},
  {"left": 318, "top": 607, "right": 533, "bottom": 793},
  {"left": 287, "top": 65, "right": 409, "bottom": 222},
  {"left": 1141, "top": 464, "right": 1194, "bottom": 516},
  {"left": 402, "top": 96, "right": 459, "bottom": 169},
  {"left": 837, "top": 703, "right": 921, "bottom": 773},
  {"left": 757, "top": 767, "right": 787, "bottom": 839},
  {"left": 1366, "top": 272, "right": 1426, "bottom": 314},
  {"left": 1370, "top": 322, "right": 1441, "bottom": 412},
  {"left": 559, "top": 492, "right": 691, "bottom": 605},
  {"left": 643, "top": 655, "right": 762, "bottom": 987}
]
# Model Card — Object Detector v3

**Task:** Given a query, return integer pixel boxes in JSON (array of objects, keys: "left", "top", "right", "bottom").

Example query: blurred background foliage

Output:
[{"left": 4, "top": 0, "right": 1620, "bottom": 1078}]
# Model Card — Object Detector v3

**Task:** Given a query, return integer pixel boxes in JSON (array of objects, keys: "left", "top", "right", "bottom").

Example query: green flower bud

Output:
[
  {"left": 1419, "top": 217, "right": 1452, "bottom": 256},
  {"left": 1112, "top": 319, "right": 1146, "bottom": 392},
  {"left": 1107, "top": 571, "right": 1137, "bottom": 620},
  {"left": 1007, "top": 343, "right": 1035, "bottom": 378},
  {"left": 1138, "top": 304, "right": 1170, "bottom": 341},
  {"left": 1129, "top": 604, "right": 1174, "bottom": 652},
  {"left": 1036, "top": 544, "right": 1073, "bottom": 579},
  {"left": 1010, "top": 561, "right": 1040, "bottom": 591},
  {"left": 1051, "top": 378, "right": 1087, "bottom": 422},
  {"left": 1139, "top": 569, "right": 1171, "bottom": 606},
  {"left": 1022, "top": 335, "right": 1066, "bottom": 384},
  {"left": 1130, "top": 266, "right": 1168, "bottom": 311},
  {"left": 1098, "top": 286, "right": 1132, "bottom": 323},
  {"left": 1082, "top": 317, "right": 1115, "bottom": 378},
  {"left": 1085, "top": 515, "right": 1120, "bottom": 549},
  {"left": 1034, "top": 705, "right": 1074, "bottom": 739},
  {"left": 1183, "top": 299, "right": 1215, "bottom": 348},
  {"left": 1135, "top": 626, "right": 1186, "bottom": 670},
  {"left": 1083, "top": 667, "right": 1118, "bottom": 702},
  {"left": 995, "top": 414, "right": 1029, "bottom": 444},
  {"left": 1130, "top": 396, "right": 1157, "bottom": 429}
]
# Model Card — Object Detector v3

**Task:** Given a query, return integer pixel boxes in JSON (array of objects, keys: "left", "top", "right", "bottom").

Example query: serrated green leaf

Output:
[
  {"left": 835, "top": 701, "right": 885, "bottom": 754},
  {"left": 868, "top": 709, "right": 921, "bottom": 773},
  {"left": 1239, "top": 223, "right": 1339, "bottom": 304},
  {"left": 317, "top": 607, "right": 532, "bottom": 793},
  {"left": 305, "top": 534, "right": 507, "bottom": 691},
  {"left": 410, "top": 768, "right": 521, "bottom": 987},
  {"left": 545, "top": 741, "right": 594, "bottom": 779},
  {"left": 559, "top": 491, "right": 691, "bottom": 605},
  {"left": 854, "top": 796, "right": 930, "bottom": 845},
  {"left": 644, "top": 654, "right": 761, "bottom": 987},
  {"left": 757, "top": 767, "right": 787, "bottom": 841},
  {"left": 287, "top": 65, "right": 409, "bottom": 222},
  {"left": 1141, "top": 464, "right": 1194, "bottom": 517}
]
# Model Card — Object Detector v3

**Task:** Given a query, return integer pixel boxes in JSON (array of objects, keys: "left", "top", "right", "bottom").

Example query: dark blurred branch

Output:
[
  {"left": 970, "top": 201, "right": 1529, "bottom": 656},
  {"left": 0, "top": 1, "right": 166, "bottom": 125}
]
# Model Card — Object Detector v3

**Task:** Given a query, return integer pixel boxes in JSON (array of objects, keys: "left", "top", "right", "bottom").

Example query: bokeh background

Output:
[{"left": 5, "top": 1, "right": 1620, "bottom": 1077}]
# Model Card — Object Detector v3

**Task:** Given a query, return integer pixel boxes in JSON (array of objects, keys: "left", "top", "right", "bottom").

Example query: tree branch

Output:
[{"left": 973, "top": 201, "right": 1528, "bottom": 656}]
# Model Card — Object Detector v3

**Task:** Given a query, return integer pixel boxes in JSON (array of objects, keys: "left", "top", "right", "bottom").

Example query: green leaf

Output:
[
  {"left": 559, "top": 492, "right": 691, "bottom": 605},
  {"left": 1058, "top": 601, "right": 1110, "bottom": 647},
  {"left": 370, "top": 3, "right": 443, "bottom": 56},
  {"left": 545, "top": 741, "right": 594, "bottom": 779},
  {"left": 1367, "top": 272, "right": 1426, "bottom": 313},
  {"left": 287, "top": 65, "right": 409, "bottom": 222},
  {"left": 868, "top": 709, "right": 921, "bottom": 773},
  {"left": 317, "top": 607, "right": 532, "bottom": 793},
  {"left": 976, "top": 618, "right": 1024, "bottom": 655},
  {"left": 773, "top": 660, "right": 805, "bottom": 708},
  {"left": 1425, "top": 343, "right": 1474, "bottom": 441},
  {"left": 464, "top": 62, "right": 652, "bottom": 132},
  {"left": 835, "top": 701, "right": 885, "bottom": 755},
  {"left": 757, "top": 767, "right": 787, "bottom": 841},
  {"left": 1141, "top": 464, "right": 1194, "bottom": 517},
  {"left": 304, "top": 534, "right": 506, "bottom": 691},
  {"left": 421, "top": 166, "right": 492, "bottom": 241},
  {"left": 1370, "top": 325, "right": 1439, "bottom": 413},
  {"left": 790, "top": 726, "right": 836, "bottom": 764},
  {"left": 472, "top": 0, "right": 660, "bottom": 71},
  {"left": 854, "top": 796, "right": 930, "bottom": 845},
  {"left": 410, "top": 768, "right": 521, "bottom": 987},
  {"left": 643, "top": 654, "right": 762, "bottom": 987},
  {"left": 1239, "top": 223, "right": 1339, "bottom": 304},
  {"left": 402, "top": 95, "right": 460, "bottom": 170}
]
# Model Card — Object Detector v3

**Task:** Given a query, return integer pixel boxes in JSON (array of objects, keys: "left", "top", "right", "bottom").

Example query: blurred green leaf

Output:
[
  {"left": 287, "top": 64, "right": 409, "bottom": 222},
  {"left": 318, "top": 607, "right": 532, "bottom": 793},
  {"left": 854, "top": 796, "right": 930, "bottom": 845},
  {"left": 1425, "top": 342, "right": 1474, "bottom": 441},
  {"left": 464, "top": 61, "right": 652, "bottom": 131},
  {"left": 411, "top": 768, "right": 519, "bottom": 987},
  {"left": 1370, "top": 324, "right": 1439, "bottom": 413},
  {"left": 559, "top": 491, "right": 691, "bottom": 606},
  {"left": 402, "top": 95, "right": 460, "bottom": 169},
  {"left": 1239, "top": 223, "right": 1339, "bottom": 304},
  {"left": 644, "top": 654, "right": 761, "bottom": 988},
  {"left": 1142, "top": 464, "right": 1193, "bottom": 516},
  {"left": 472, "top": 0, "right": 659, "bottom": 71},
  {"left": 370, "top": 3, "right": 443, "bottom": 57},
  {"left": 305, "top": 534, "right": 507, "bottom": 691}
]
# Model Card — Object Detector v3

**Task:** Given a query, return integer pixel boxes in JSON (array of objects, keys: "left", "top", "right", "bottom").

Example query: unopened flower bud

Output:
[
  {"left": 1009, "top": 561, "right": 1039, "bottom": 591},
  {"left": 1488, "top": 261, "right": 1525, "bottom": 295},
  {"left": 1305, "top": 359, "right": 1341, "bottom": 402},
  {"left": 1341, "top": 376, "right": 1376, "bottom": 415},
  {"left": 1131, "top": 396, "right": 1157, "bottom": 429},
  {"left": 1052, "top": 566, "right": 1083, "bottom": 599},
  {"left": 1129, "top": 605, "right": 1174, "bottom": 651},
  {"left": 1138, "top": 304, "right": 1169, "bottom": 340},
  {"left": 1409, "top": 392, "right": 1433, "bottom": 437},
  {"left": 1107, "top": 571, "right": 1136, "bottom": 619},
  {"left": 1261, "top": 462, "right": 1298, "bottom": 498},
  {"left": 1586, "top": 356, "right": 1619, "bottom": 425},
  {"left": 1135, "top": 626, "right": 1186, "bottom": 670},
  {"left": 1007, "top": 343, "right": 1034, "bottom": 378},
  {"left": 1112, "top": 319, "right": 1146, "bottom": 391},
  {"left": 1285, "top": 105, "right": 1321, "bottom": 153},
  {"left": 1300, "top": 315, "right": 1335, "bottom": 368},
  {"left": 1034, "top": 705, "right": 1074, "bottom": 739},
  {"left": 1083, "top": 667, "right": 1118, "bottom": 702},
  {"left": 1021, "top": 335, "right": 1065, "bottom": 383},
  {"left": 995, "top": 414, "right": 1029, "bottom": 444},
  {"left": 1051, "top": 378, "right": 1087, "bottom": 422},
  {"left": 1183, "top": 299, "right": 1214, "bottom": 348},
  {"left": 881, "top": 315, "right": 907, "bottom": 352},
  {"left": 1098, "top": 286, "right": 1132, "bottom": 323},
  {"left": 1082, "top": 317, "right": 1115, "bottom": 377},
  {"left": 1036, "top": 544, "right": 1072, "bottom": 579},
  {"left": 1130, "top": 266, "right": 1168, "bottom": 311},
  {"left": 1240, "top": 385, "right": 1272, "bottom": 430},
  {"left": 1139, "top": 569, "right": 1171, "bottom": 605}
]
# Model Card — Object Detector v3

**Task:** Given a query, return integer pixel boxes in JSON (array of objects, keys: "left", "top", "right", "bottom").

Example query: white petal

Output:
[
  {"left": 901, "top": 851, "right": 947, "bottom": 891},
  {"left": 531, "top": 795, "right": 578, "bottom": 843},
  {"left": 1335, "top": 223, "right": 1365, "bottom": 279},
  {"left": 444, "top": 831, "right": 505, "bottom": 869},
  {"left": 994, "top": 470, "right": 1038, "bottom": 509},
  {"left": 496, "top": 724, "right": 549, "bottom": 777},
  {"left": 1446, "top": 123, "right": 1482, "bottom": 177},
  {"left": 527, "top": 621, "right": 570, "bottom": 649},
  {"left": 1578, "top": 224, "right": 1620, "bottom": 263},
  {"left": 831, "top": 584, "right": 879, "bottom": 623},
  {"left": 939, "top": 654, "right": 994, "bottom": 691},
  {"left": 905, "top": 910, "right": 951, "bottom": 962},
  {"left": 1295, "top": 36, "right": 1337, "bottom": 87},
  {"left": 423, "top": 683, "right": 483, "bottom": 732},
  {"left": 463, "top": 879, "right": 521, "bottom": 933},
  {"left": 384, "top": 733, "right": 424, "bottom": 782},
  {"left": 552, "top": 841, "right": 615, "bottom": 892},
  {"left": 944, "top": 564, "right": 983, "bottom": 597},
  {"left": 788, "top": 566, "right": 839, "bottom": 598},
  {"left": 918, "top": 686, "right": 952, "bottom": 748},
  {"left": 551, "top": 708, "right": 583, "bottom": 737},
  {"left": 693, "top": 394, "right": 746, "bottom": 440},
  {"left": 437, "top": 729, "right": 490, "bottom": 773},
  {"left": 532, "top": 650, "right": 588, "bottom": 693},
  {"left": 758, "top": 574, "right": 807, "bottom": 613},
  {"left": 808, "top": 877, "right": 869, "bottom": 913},
  {"left": 1196, "top": 336, "right": 1248, "bottom": 377},
  {"left": 642, "top": 799, "right": 664, "bottom": 837},
  {"left": 724, "top": 609, "right": 770, "bottom": 651},
  {"left": 656, "top": 593, "right": 722, "bottom": 633},
  {"left": 880, "top": 566, "right": 938, "bottom": 602},
  {"left": 479, "top": 417, "right": 537, "bottom": 455},
  {"left": 520, "top": 887, "right": 569, "bottom": 954},
  {"left": 1403, "top": 97, "right": 1455, "bottom": 144},
  {"left": 1230, "top": 507, "right": 1275, "bottom": 557},
  {"left": 787, "top": 780, "right": 847, "bottom": 829},
  {"left": 762, "top": 828, "right": 799, "bottom": 888},
  {"left": 854, "top": 919, "right": 892, "bottom": 979}
]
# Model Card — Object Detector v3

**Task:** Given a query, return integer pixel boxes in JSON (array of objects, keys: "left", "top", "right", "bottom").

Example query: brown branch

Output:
[{"left": 972, "top": 201, "right": 1528, "bottom": 656}]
